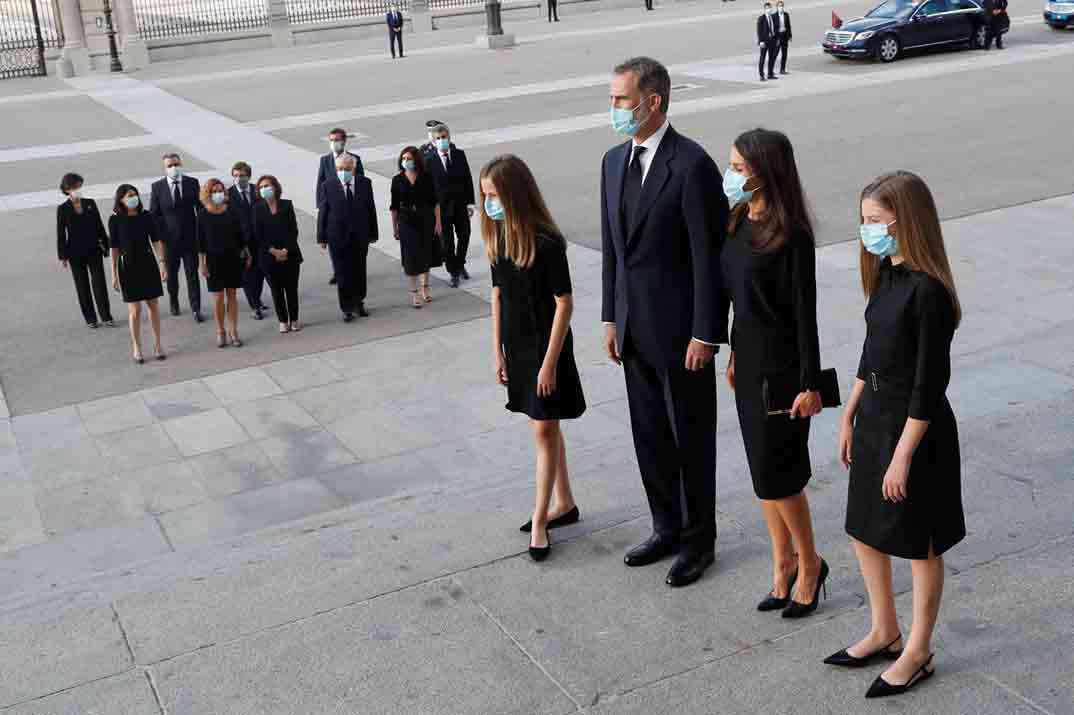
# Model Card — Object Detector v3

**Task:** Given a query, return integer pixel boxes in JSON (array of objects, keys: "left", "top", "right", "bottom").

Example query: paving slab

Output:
[
  {"left": 261, "top": 353, "right": 343, "bottom": 392},
  {"left": 141, "top": 378, "right": 222, "bottom": 421},
  {"left": 16, "top": 437, "right": 110, "bottom": 491},
  {"left": 186, "top": 442, "right": 288, "bottom": 499},
  {"left": 11, "top": 405, "right": 87, "bottom": 453},
  {"left": 94, "top": 423, "right": 180, "bottom": 473},
  {"left": 161, "top": 407, "right": 250, "bottom": 457},
  {"left": 202, "top": 367, "right": 283, "bottom": 406},
  {"left": 0, "top": 468, "right": 46, "bottom": 553},
  {"left": 226, "top": 394, "right": 318, "bottom": 440},
  {"left": 76, "top": 393, "right": 156, "bottom": 437},
  {"left": 3, "top": 669, "right": 160, "bottom": 715},
  {"left": 254, "top": 425, "right": 357, "bottom": 479}
]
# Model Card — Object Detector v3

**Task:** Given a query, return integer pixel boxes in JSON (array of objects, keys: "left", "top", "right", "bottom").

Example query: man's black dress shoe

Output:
[
  {"left": 343, "top": 312, "right": 356, "bottom": 323},
  {"left": 520, "top": 505, "right": 579, "bottom": 533},
  {"left": 193, "top": 310, "right": 204, "bottom": 323},
  {"left": 357, "top": 304, "right": 369, "bottom": 317},
  {"left": 624, "top": 534, "right": 679, "bottom": 567},
  {"left": 170, "top": 305, "right": 181, "bottom": 316},
  {"left": 252, "top": 307, "right": 264, "bottom": 320},
  {"left": 666, "top": 551, "right": 715, "bottom": 587},
  {"left": 329, "top": 276, "right": 337, "bottom": 285},
  {"left": 768, "top": 73, "right": 778, "bottom": 79},
  {"left": 459, "top": 267, "right": 470, "bottom": 280}
]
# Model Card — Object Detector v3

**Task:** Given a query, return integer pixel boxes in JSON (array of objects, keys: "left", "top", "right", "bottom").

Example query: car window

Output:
[
  {"left": 918, "top": 0, "right": 949, "bottom": 15},
  {"left": 866, "top": 0, "right": 918, "bottom": 19},
  {"left": 952, "top": 0, "right": 977, "bottom": 8}
]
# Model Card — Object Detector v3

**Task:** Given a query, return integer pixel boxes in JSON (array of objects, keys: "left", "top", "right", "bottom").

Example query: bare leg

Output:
[
  {"left": 420, "top": 271, "right": 432, "bottom": 302},
  {"left": 530, "top": 420, "right": 561, "bottom": 548},
  {"left": 773, "top": 491, "right": 822, "bottom": 602},
  {"left": 226, "top": 288, "right": 239, "bottom": 339},
  {"left": 128, "top": 302, "right": 143, "bottom": 359},
  {"left": 213, "top": 291, "right": 226, "bottom": 338},
  {"left": 407, "top": 274, "right": 420, "bottom": 307},
  {"left": 146, "top": 298, "right": 162, "bottom": 353},
  {"left": 549, "top": 429, "right": 577, "bottom": 518},
  {"left": 760, "top": 499, "right": 797, "bottom": 598},
  {"left": 882, "top": 547, "right": 942, "bottom": 683},
  {"left": 847, "top": 537, "right": 902, "bottom": 657}
]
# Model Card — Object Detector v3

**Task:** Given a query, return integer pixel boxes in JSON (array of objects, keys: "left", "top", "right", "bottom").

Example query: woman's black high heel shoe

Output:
[
  {"left": 520, "top": 505, "right": 579, "bottom": 533},
  {"left": 824, "top": 635, "right": 903, "bottom": 667},
  {"left": 757, "top": 569, "right": 798, "bottom": 611},
  {"left": 865, "top": 654, "right": 935, "bottom": 699},
  {"left": 528, "top": 525, "right": 551, "bottom": 562},
  {"left": 782, "top": 558, "right": 828, "bottom": 619}
]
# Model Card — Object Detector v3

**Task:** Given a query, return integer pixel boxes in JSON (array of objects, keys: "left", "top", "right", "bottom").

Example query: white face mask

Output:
[
  {"left": 210, "top": 192, "right": 226, "bottom": 206},
  {"left": 166, "top": 165, "right": 182, "bottom": 180},
  {"left": 330, "top": 140, "right": 345, "bottom": 153},
  {"left": 69, "top": 188, "right": 83, "bottom": 200}
]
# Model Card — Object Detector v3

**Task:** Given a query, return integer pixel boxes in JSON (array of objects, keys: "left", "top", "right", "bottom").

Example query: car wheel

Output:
[
  {"left": 972, "top": 24, "right": 987, "bottom": 47},
  {"left": 877, "top": 35, "right": 900, "bottom": 63}
]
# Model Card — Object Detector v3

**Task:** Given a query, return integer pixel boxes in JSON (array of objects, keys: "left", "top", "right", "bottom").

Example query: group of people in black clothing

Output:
[{"left": 495, "top": 56, "right": 965, "bottom": 701}]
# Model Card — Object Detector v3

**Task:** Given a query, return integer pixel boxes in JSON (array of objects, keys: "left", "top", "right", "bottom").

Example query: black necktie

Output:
[
  {"left": 621, "top": 146, "right": 645, "bottom": 234},
  {"left": 767, "top": 14, "right": 773, "bottom": 34},
  {"left": 172, "top": 181, "right": 181, "bottom": 205},
  {"left": 346, "top": 183, "right": 353, "bottom": 203}
]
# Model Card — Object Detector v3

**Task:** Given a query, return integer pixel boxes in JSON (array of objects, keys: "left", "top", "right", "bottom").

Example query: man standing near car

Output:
[
  {"left": 984, "top": 0, "right": 1007, "bottom": 49},
  {"left": 757, "top": 2, "right": 779, "bottom": 81},
  {"left": 775, "top": 1, "right": 792, "bottom": 74}
]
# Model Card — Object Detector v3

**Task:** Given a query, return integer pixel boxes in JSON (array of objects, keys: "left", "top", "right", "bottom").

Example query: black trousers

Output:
[
  {"left": 548, "top": 0, "right": 558, "bottom": 20},
  {"left": 759, "top": 41, "right": 778, "bottom": 78},
  {"left": 329, "top": 242, "right": 368, "bottom": 314},
  {"left": 165, "top": 244, "right": 201, "bottom": 312},
  {"left": 777, "top": 36, "right": 790, "bottom": 71},
  {"left": 268, "top": 263, "right": 300, "bottom": 323},
  {"left": 644, "top": 0, "right": 653, "bottom": 9},
  {"left": 622, "top": 338, "right": 718, "bottom": 553},
  {"left": 243, "top": 260, "right": 266, "bottom": 310},
  {"left": 390, "top": 29, "right": 403, "bottom": 57},
  {"left": 69, "top": 257, "right": 112, "bottom": 324},
  {"left": 985, "top": 23, "right": 1004, "bottom": 49},
  {"left": 441, "top": 202, "right": 471, "bottom": 276}
]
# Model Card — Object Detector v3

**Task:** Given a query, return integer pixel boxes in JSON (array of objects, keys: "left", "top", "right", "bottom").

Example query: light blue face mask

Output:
[
  {"left": 484, "top": 196, "right": 505, "bottom": 221},
  {"left": 402, "top": 159, "right": 416, "bottom": 172},
  {"left": 124, "top": 196, "right": 140, "bottom": 210},
  {"left": 259, "top": 186, "right": 275, "bottom": 200},
  {"left": 435, "top": 138, "right": 450, "bottom": 152},
  {"left": 210, "top": 192, "right": 226, "bottom": 206},
  {"left": 722, "top": 168, "right": 757, "bottom": 206},
  {"left": 860, "top": 221, "right": 898, "bottom": 256},
  {"left": 337, "top": 170, "right": 353, "bottom": 183},
  {"left": 610, "top": 96, "right": 653, "bottom": 137}
]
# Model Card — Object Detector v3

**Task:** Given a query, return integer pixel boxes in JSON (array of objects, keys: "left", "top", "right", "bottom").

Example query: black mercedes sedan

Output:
[{"left": 823, "top": 0, "right": 988, "bottom": 62}]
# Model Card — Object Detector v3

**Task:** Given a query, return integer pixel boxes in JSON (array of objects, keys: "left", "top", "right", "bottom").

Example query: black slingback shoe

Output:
[
  {"left": 824, "top": 635, "right": 903, "bottom": 667},
  {"left": 757, "top": 570, "right": 798, "bottom": 612},
  {"left": 520, "top": 506, "right": 580, "bottom": 533},
  {"left": 865, "top": 654, "right": 935, "bottom": 699},
  {"left": 528, "top": 526, "right": 551, "bottom": 562},
  {"left": 782, "top": 558, "right": 829, "bottom": 619}
]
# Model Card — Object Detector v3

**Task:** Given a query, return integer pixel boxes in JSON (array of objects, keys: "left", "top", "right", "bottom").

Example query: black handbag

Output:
[{"left": 762, "top": 368, "right": 841, "bottom": 416}]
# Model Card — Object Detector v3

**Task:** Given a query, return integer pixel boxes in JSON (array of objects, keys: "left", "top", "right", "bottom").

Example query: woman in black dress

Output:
[
  {"left": 480, "top": 154, "right": 584, "bottom": 562},
  {"left": 57, "top": 173, "right": 114, "bottom": 329},
  {"left": 197, "top": 178, "right": 250, "bottom": 348},
  {"left": 720, "top": 130, "right": 828, "bottom": 619},
  {"left": 828, "top": 171, "right": 963, "bottom": 699},
  {"left": 108, "top": 184, "right": 167, "bottom": 363},
  {"left": 390, "top": 146, "right": 441, "bottom": 309},
  {"left": 253, "top": 175, "right": 303, "bottom": 334}
]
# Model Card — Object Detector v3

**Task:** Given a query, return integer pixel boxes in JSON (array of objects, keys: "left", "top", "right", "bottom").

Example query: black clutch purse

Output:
[{"left": 762, "top": 368, "right": 841, "bottom": 416}]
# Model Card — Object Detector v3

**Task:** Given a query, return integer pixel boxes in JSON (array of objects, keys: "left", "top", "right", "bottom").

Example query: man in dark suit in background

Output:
[
  {"left": 316, "top": 128, "right": 364, "bottom": 285},
  {"left": 228, "top": 161, "right": 266, "bottom": 320},
  {"left": 317, "top": 154, "right": 378, "bottom": 322},
  {"left": 757, "top": 2, "right": 779, "bottom": 81},
  {"left": 776, "top": 1, "right": 792, "bottom": 74},
  {"left": 387, "top": 4, "right": 405, "bottom": 58},
  {"left": 150, "top": 152, "right": 203, "bottom": 322},
  {"left": 601, "top": 56, "right": 729, "bottom": 588},
  {"left": 425, "top": 123, "right": 475, "bottom": 288}
]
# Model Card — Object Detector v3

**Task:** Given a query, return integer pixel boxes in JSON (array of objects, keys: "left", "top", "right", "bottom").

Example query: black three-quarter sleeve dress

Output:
[
  {"left": 492, "top": 234, "right": 586, "bottom": 421},
  {"left": 847, "top": 259, "right": 964, "bottom": 560},
  {"left": 109, "top": 211, "right": 164, "bottom": 304},
  {"left": 197, "top": 208, "right": 247, "bottom": 293},
  {"left": 720, "top": 218, "right": 821, "bottom": 500},
  {"left": 390, "top": 172, "right": 439, "bottom": 276}
]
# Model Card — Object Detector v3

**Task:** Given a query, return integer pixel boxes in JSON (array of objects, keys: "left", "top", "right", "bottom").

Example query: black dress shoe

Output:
[
  {"left": 193, "top": 310, "right": 204, "bottom": 323},
  {"left": 865, "top": 654, "right": 934, "bottom": 699},
  {"left": 768, "top": 74, "right": 778, "bottom": 79},
  {"left": 760, "top": 75, "right": 767, "bottom": 82},
  {"left": 252, "top": 307, "right": 264, "bottom": 320},
  {"left": 666, "top": 551, "right": 715, "bottom": 587},
  {"left": 87, "top": 321, "right": 99, "bottom": 329},
  {"left": 520, "top": 505, "right": 579, "bottom": 533},
  {"left": 824, "top": 635, "right": 903, "bottom": 667},
  {"left": 782, "top": 558, "right": 829, "bottom": 619},
  {"left": 104, "top": 319, "right": 117, "bottom": 327},
  {"left": 450, "top": 275, "right": 460, "bottom": 288},
  {"left": 357, "top": 304, "right": 369, "bottom": 317},
  {"left": 459, "top": 267, "right": 470, "bottom": 280},
  {"left": 757, "top": 570, "right": 798, "bottom": 611},
  {"left": 529, "top": 526, "right": 551, "bottom": 562},
  {"left": 329, "top": 276, "right": 337, "bottom": 285},
  {"left": 624, "top": 534, "right": 680, "bottom": 567},
  {"left": 170, "top": 305, "right": 181, "bottom": 316},
  {"left": 343, "top": 312, "right": 356, "bottom": 323}
]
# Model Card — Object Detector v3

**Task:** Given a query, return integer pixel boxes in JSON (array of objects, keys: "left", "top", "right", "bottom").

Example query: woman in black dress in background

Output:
[
  {"left": 829, "top": 171, "right": 963, "bottom": 699},
  {"left": 108, "top": 184, "right": 166, "bottom": 363},
  {"left": 57, "top": 173, "right": 114, "bottom": 329},
  {"left": 480, "top": 154, "right": 584, "bottom": 562},
  {"left": 720, "top": 129, "right": 828, "bottom": 619},
  {"left": 390, "top": 146, "right": 441, "bottom": 309},
  {"left": 197, "top": 178, "right": 250, "bottom": 348},
  {"left": 253, "top": 175, "right": 303, "bottom": 334}
]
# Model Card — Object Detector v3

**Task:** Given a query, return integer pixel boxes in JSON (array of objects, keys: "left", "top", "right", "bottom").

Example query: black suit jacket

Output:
[
  {"left": 56, "top": 198, "right": 109, "bottom": 261},
  {"left": 150, "top": 175, "right": 201, "bottom": 252},
  {"left": 316, "top": 177, "right": 378, "bottom": 250},
  {"left": 757, "top": 13, "right": 778, "bottom": 45},
  {"left": 425, "top": 146, "right": 476, "bottom": 209},
  {"left": 227, "top": 184, "right": 260, "bottom": 248},
  {"left": 316, "top": 152, "right": 364, "bottom": 208},
  {"left": 386, "top": 10, "right": 404, "bottom": 30},
  {"left": 253, "top": 199, "right": 303, "bottom": 272},
  {"left": 777, "top": 10, "right": 791, "bottom": 39},
  {"left": 600, "top": 125, "right": 729, "bottom": 369}
]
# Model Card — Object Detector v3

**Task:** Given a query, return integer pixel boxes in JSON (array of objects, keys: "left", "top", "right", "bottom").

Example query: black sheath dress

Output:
[
  {"left": 492, "top": 234, "right": 586, "bottom": 421},
  {"left": 721, "top": 218, "right": 821, "bottom": 500},
  {"left": 109, "top": 212, "right": 164, "bottom": 304},
  {"left": 198, "top": 208, "right": 247, "bottom": 293},
  {"left": 390, "top": 173, "right": 439, "bottom": 276},
  {"left": 847, "top": 259, "right": 964, "bottom": 560}
]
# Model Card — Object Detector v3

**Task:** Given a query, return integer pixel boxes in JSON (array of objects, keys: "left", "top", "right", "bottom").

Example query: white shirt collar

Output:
[{"left": 632, "top": 117, "right": 670, "bottom": 155}]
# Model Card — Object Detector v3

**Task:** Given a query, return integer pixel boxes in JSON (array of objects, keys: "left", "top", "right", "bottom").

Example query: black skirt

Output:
[
  {"left": 118, "top": 248, "right": 163, "bottom": 304},
  {"left": 504, "top": 330, "right": 586, "bottom": 421},
  {"left": 846, "top": 378, "right": 964, "bottom": 559},
  {"left": 733, "top": 366, "right": 812, "bottom": 500},
  {"left": 398, "top": 212, "right": 436, "bottom": 276},
  {"left": 206, "top": 251, "right": 245, "bottom": 292}
]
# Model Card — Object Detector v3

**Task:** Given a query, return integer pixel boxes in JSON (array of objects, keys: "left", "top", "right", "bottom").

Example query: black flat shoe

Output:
[
  {"left": 520, "top": 505, "right": 579, "bottom": 533},
  {"left": 824, "top": 635, "right": 903, "bottom": 667},
  {"left": 357, "top": 305, "right": 369, "bottom": 318},
  {"left": 193, "top": 311, "right": 204, "bottom": 323},
  {"left": 865, "top": 654, "right": 935, "bottom": 699},
  {"left": 87, "top": 321, "right": 99, "bottom": 329},
  {"left": 666, "top": 551, "right": 715, "bottom": 587},
  {"left": 342, "top": 312, "right": 356, "bottom": 323},
  {"left": 757, "top": 570, "right": 798, "bottom": 611},
  {"left": 529, "top": 526, "right": 551, "bottom": 562},
  {"left": 782, "top": 558, "right": 829, "bottom": 619},
  {"left": 624, "top": 534, "right": 679, "bottom": 567},
  {"left": 155, "top": 351, "right": 167, "bottom": 361}
]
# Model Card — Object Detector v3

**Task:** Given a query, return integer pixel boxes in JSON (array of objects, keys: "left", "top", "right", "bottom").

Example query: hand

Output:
[
  {"left": 394, "top": 230, "right": 400, "bottom": 241},
  {"left": 881, "top": 454, "right": 911, "bottom": 502},
  {"left": 159, "top": 265, "right": 168, "bottom": 283},
  {"left": 790, "top": 390, "right": 822, "bottom": 419},
  {"left": 435, "top": 223, "right": 443, "bottom": 237},
  {"left": 112, "top": 275, "right": 120, "bottom": 292},
  {"left": 726, "top": 351, "right": 736, "bottom": 391},
  {"left": 537, "top": 363, "right": 557, "bottom": 397},
  {"left": 495, "top": 352, "right": 508, "bottom": 386},
  {"left": 60, "top": 259, "right": 68, "bottom": 269},
  {"left": 200, "top": 265, "right": 209, "bottom": 279},
  {"left": 467, "top": 205, "right": 475, "bottom": 218},
  {"left": 603, "top": 324, "right": 621, "bottom": 365},
  {"left": 319, "top": 242, "right": 327, "bottom": 252},
  {"left": 685, "top": 339, "right": 715, "bottom": 371},
  {"left": 245, "top": 255, "right": 253, "bottom": 269},
  {"left": 838, "top": 417, "right": 854, "bottom": 470}
]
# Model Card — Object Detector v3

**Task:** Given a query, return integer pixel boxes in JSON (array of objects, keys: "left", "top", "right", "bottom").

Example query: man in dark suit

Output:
[
  {"left": 984, "top": 0, "right": 1008, "bottom": 49},
  {"left": 228, "top": 161, "right": 266, "bottom": 320},
  {"left": 386, "top": 4, "right": 404, "bottom": 58},
  {"left": 775, "top": 1, "right": 792, "bottom": 74},
  {"left": 150, "top": 152, "right": 202, "bottom": 321},
  {"left": 602, "top": 56, "right": 729, "bottom": 588},
  {"left": 757, "top": 2, "right": 779, "bottom": 81},
  {"left": 419, "top": 119, "right": 442, "bottom": 156},
  {"left": 317, "top": 154, "right": 378, "bottom": 322},
  {"left": 316, "top": 128, "right": 364, "bottom": 286},
  {"left": 425, "top": 123, "right": 475, "bottom": 288}
]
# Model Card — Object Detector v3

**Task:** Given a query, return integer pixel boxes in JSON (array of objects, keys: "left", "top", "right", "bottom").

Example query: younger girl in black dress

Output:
[
  {"left": 197, "top": 178, "right": 250, "bottom": 348},
  {"left": 108, "top": 184, "right": 167, "bottom": 363},
  {"left": 829, "top": 171, "right": 964, "bottom": 699},
  {"left": 390, "top": 146, "right": 442, "bottom": 309},
  {"left": 480, "top": 154, "right": 585, "bottom": 561}
]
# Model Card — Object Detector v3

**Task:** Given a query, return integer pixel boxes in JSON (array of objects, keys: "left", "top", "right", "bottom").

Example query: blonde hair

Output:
[
  {"left": 479, "top": 154, "right": 561, "bottom": 270},
  {"left": 859, "top": 171, "right": 961, "bottom": 326},
  {"left": 199, "top": 178, "right": 227, "bottom": 209}
]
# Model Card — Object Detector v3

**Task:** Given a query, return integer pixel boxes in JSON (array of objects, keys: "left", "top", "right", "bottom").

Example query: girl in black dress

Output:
[
  {"left": 828, "top": 171, "right": 963, "bottom": 699},
  {"left": 720, "top": 129, "right": 829, "bottom": 619},
  {"left": 480, "top": 154, "right": 585, "bottom": 562},
  {"left": 197, "top": 178, "right": 250, "bottom": 348},
  {"left": 390, "top": 146, "right": 441, "bottom": 309},
  {"left": 57, "top": 173, "right": 114, "bottom": 329},
  {"left": 253, "top": 175, "right": 303, "bottom": 334},
  {"left": 108, "top": 184, "right": 167, "bottom": 364}
]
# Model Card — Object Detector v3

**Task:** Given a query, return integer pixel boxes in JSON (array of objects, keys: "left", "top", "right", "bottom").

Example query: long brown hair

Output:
[
  {"left": 727, "top": 128, "right": 814, "bottom": 252},
  {"left": 859, "top": 171, "right": 961, "bottom": 326},
  {"left": 479, "top": 154, "right": 561, "bottom": 269},
  {"left": 199, "top": 178, "right": 227, "bottom": 209}
]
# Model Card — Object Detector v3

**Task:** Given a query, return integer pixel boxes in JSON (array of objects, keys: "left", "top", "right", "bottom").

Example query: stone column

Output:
[
  {"left": 56, "top": 0, "right": 91, "bottom": 77},
  {"left": 475, "top": 0, "right": 514, "bottom": 48},
  {"left": 409, "top": 0, "right": 432, "bottom": 33},
  {"left": 113, "top": 0, "right": 149, "bottom": 69},
  {"left": 268, "top": 0, "right": 294, "bottom": 47}
]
